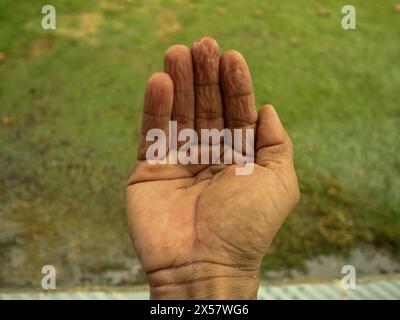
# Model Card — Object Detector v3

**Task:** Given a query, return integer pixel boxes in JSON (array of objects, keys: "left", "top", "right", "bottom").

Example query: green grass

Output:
[{"left": 0, "top": 0, "right": 399, "bottom": 286}]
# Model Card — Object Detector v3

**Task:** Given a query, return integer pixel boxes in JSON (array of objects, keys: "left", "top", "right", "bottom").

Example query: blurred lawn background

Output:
[{"left": 0, "top": 0, "right": 399, "bottom": 287}]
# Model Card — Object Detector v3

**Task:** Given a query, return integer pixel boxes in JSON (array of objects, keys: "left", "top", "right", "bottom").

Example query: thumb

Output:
[
  {"left": 256, "top": 104, "right": 293, "bottom": 162},
  {"left": 256, "top": 104, "right": 300, "bottom": 212}
]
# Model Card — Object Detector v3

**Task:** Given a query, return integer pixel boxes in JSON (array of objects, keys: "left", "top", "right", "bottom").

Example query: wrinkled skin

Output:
[{"left": 126, "top": 37, "right": 300, "bottom": 298}]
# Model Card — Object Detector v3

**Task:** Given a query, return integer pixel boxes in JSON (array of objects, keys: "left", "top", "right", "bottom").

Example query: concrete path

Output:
[{"left": 1, "top": 277, "right": 400, "bottom": 300}]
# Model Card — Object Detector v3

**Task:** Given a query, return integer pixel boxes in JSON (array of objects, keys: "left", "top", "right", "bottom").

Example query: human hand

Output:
[{"left": 126, "top": 37, "right": 300, "bottom": 299}]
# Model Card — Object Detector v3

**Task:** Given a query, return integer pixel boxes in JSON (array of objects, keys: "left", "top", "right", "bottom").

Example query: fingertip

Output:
[
  {"left": 144, "top": 72, "right": 174, "bottom": 115},
  {"left": 261, "top": 104, "right": 274, "bottom": 109},
  {"left": 220, "top": 50, "right": 252, "bottom": 96},
  {"left": 146, "top": 72, "right": 174, "bottom": 100},
  {"left": 164, "top": 44, "right": 193, "bottom": 92},
  {"left": 221, "top": 50, "right": 244, "bottom": 60},
  {"left": 220, "top": 50, "right": 247, "bottom": 71},
  {"left": 147, "top": 72, "right": 173, "bottom": 90},
  {"left": 259, "top": 104, "right": 277, "bottom": 117},
  {"left": 192, "top": 37, "right": 220, "bottom": 57},
  {"left": 257, "top": 104, "right": 288, "bottom": 149},
  {"left": 164, "top": 44, "right": 192, "bottom": 63},
  {"left": 194, "top": 36, "right": 218, "bottom": 44},
  {"left": 192, "top": 37, "right": 221, "bottom": 86},
  {"left": 258, "top": 104, "right": 280, "bottom": 125}
]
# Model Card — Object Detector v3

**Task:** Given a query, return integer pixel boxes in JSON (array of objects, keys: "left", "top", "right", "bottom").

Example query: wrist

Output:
[{"left": 147, "top": 261, "right": 259, "bottom": 300}]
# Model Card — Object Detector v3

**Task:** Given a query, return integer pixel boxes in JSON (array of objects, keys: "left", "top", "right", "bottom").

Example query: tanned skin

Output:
[{"left": 126, "top": 37, "right": 300, "bottom": 299}]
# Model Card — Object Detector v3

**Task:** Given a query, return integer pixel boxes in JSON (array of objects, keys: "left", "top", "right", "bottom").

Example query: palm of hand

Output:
[{"left": 126, "top": 38, "right": 299, "bottom": 284}]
